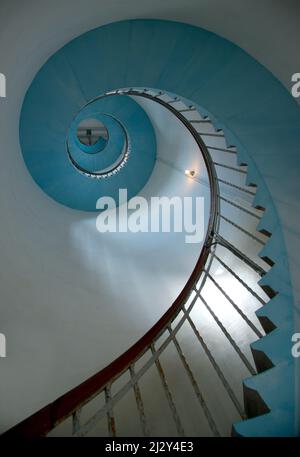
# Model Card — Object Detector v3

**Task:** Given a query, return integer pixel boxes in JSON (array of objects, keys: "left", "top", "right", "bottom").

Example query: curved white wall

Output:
[{"left": 0, "top": 0, "right": 299, "bottom": 433}]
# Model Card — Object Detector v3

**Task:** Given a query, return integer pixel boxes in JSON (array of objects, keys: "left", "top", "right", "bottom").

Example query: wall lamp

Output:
[{"left": 185, "top": 169, "right": 196, "bottom": 178}]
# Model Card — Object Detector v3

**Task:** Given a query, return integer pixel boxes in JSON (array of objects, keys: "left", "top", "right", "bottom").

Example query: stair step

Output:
[
  {"left": 251, "top": 348, "right": 274, "bottom": 373},
  {"left": 234, "top": 361, "right": 295, "bottom": 436}
]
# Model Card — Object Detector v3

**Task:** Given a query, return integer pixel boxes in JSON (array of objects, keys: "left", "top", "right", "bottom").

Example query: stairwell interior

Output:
[{"left": 0, "top": 1, "right": 299, "bottom": 438}]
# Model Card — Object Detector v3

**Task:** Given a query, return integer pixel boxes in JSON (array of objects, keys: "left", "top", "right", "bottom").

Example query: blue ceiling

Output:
[{"left": 20, "top": 68, "right": 157, "bottom": 212}]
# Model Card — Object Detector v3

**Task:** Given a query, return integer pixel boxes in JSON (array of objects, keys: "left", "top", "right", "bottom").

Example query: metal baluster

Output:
[
  {"left": 105, "top": 386, "right": 116, "bottom": 437},
  {"left": 129, "top": 365, "right": 149, "bottom": 437},
  {"left": 72, "top": 408, "right": 82, "bottom": 436},
  {"left": 217, "top": 178, "right": 256, "bottom": 196},
  {"left": 207, "top": 145, "right": 237, "bottom": 154},
  {"left": 167, "top": 326, "right": 221, "bottom": 437},
  {"left": 189, "top": 119, "right": 211, "bottom": 123},
  {"left": 167, "top": 97, "right": 180, "bottom": 104},
  {"left": 213, "top": 254, "right": 266, "bottom": 305},
  {"left": 195, "top": 289, "right": 256, "bottom": 375},
  {"left": 205, "top": 271, "right": 263, "bottom": 338},
  {"left": 213, "top": 162, "right": 247, "bottom": 174},
  {"left": 215, "top": 234, "right": 266, "bottom": 277},
  {"left": 178, "top": 107, "right": 196, "bottom": 113},
  {"left": 219, "top": 196, "right": 261, "bottom": 220},
  {"left": 183, "top": 310, "right": 246, "bottom": 419},
  {"left": 196, "top": 132, "right": 225, "bottom": 138},
  {"left": 219, "top": 214, "right": 265, "bottom": 246},
  {"left": 150, "top": 344, "right": 185, "bottom": 436}
]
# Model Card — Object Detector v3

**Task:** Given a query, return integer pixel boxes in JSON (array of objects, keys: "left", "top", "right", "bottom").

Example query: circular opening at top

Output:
[{"left": 77, "top": 118, "right": 109, "bottom": 146}]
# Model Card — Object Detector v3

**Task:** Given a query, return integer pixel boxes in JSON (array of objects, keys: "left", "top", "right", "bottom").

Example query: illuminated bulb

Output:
[{"left": 185, "top": 169, "right": 196, "bottom": 178}]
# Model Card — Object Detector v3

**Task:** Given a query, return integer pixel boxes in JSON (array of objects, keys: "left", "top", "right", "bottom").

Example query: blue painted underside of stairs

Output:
[
  {"left": 19, "top": 19, "right": 300, "bottom": 435},
  {"left": 20, "top": 77, "right": 156, "bottom": 211},
  {"left": 69, "top": 113, "right": 125, "bottom": 171}
]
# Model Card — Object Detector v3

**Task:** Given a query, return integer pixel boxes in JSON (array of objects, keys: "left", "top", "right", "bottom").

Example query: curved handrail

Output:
[{"left": 2, "top": 89, "right": 219, "bottom": 437}]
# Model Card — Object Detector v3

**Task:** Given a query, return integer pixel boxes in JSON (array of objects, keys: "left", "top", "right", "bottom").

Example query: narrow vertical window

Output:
[
  {"left": 0, "top": 333, "right": 6, "bottom": 358},
  {"left": 0, "top": 73, "right": 6, "bottom": 98}
]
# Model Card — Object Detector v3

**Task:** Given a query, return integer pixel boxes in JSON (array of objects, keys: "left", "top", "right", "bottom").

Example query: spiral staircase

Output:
[{"left": 0, "top": 10, "right": 299, "bottom": 438}]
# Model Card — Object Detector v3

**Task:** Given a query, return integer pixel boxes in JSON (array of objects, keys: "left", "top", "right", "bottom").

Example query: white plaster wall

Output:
[{"left": 0, "top": 0, "right": 299, "bottom": 433}]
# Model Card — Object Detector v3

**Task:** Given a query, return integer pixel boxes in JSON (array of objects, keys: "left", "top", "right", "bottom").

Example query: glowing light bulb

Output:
[{"left": 185, "top": 169, "right": 196, "bottom": 178}]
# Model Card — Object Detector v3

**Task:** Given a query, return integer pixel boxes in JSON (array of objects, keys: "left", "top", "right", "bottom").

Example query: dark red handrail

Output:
[{"left": 2, "top": 89, "right": 218, "bottom": 438}]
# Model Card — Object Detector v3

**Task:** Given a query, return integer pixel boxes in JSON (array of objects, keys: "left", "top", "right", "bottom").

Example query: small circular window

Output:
[{"left": 77, "top": 119, "right": 109, "bottom": 147}]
